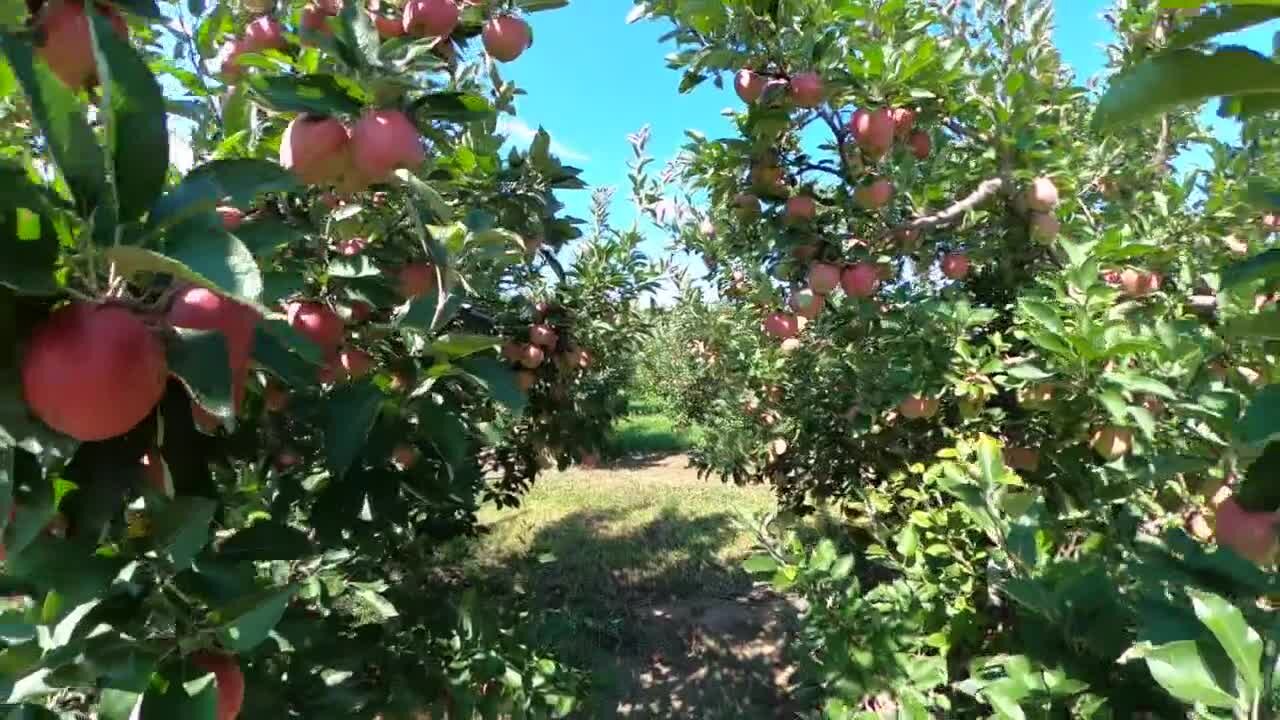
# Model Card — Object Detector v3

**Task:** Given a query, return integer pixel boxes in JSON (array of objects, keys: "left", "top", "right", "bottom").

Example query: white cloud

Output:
[{"left": 496, "top": 116, "right": 591, "bottom": 164}]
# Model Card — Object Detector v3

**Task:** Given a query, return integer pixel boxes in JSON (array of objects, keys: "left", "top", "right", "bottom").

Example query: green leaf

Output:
[
  {"left": 167, "top": 329, "right": 234, "bottom": 425},
  {"left": 323, "top": 381, "right": 383, "bottom": 478},
  {"left": 215, "top": 585, "right": 294, "bottom": 652},
  {"left": 251, "top": 321, "right": 322, "bottom": 387},
  {"left": 245, "top": 73, "right": 363, "bottom": 115},
  {"left": 89, "top": 9, "right": 168, "bottom": 224},
  {"left": 139, "top": 666, "right": 217, "bottom": 720},
  {"left": 338, "top": 0, "right": 380, "bottom": 70},
  {"left": 399, "top": 291, "right": 464, "bottom": 332},
  {"left": 430, "top": 334, "right": 500, "bottom": 359},
  {"left": 0, "top": 32, "right": 105, "bottom": 215},
  {"left": 147, "top": 160, "right": 297, "bottom": 234},
  {"left": 977, "top": 435, "right": 1005, "bottom": 487},
  {"left": 0, "top": 200, "right": 59, "bottom": 295},
  {"left": 228, "top": 217, "right": 301, "bottom": 261},
  {"left": 1167, "top": 6, "right": 1280, "bottom": 50},
  {"left": 1223, "top": 249, "right": 1280, "bottom": 288},
  {"left": 0, "top": 368, "right": 79, "bottom": 463},
  {"left": 1237, "top": 384, "right": 1280, "bottom": 447},
  {"left": 1095, "top": 47, "right": 1280, "bottom": 130},
  {"left": 217, "top": 521, "right": 314, "bottom": 561},
  {"left": 1121, "top": 640, "right": 1237, "bottom": 709},
  {"left": 1104, "top": 372, "right": 1177, "bottom": 400},
  {"left": 1246, "top": 177, "right": 1280, "bottom": 212},
  {"left": 741, "top": 553, "right": 778, "bottom": 574},
  {"left": 98, "top": 689, "right": 142, "bottom": 720},
  {"left": 455, "top": 356, "right": 527, "bottom": 414},
  {"left": 150, "top": 497, "right": 217, "bottom": 568},
  {"left": 413, "top": 91, "right": 494, "bottom": 121},
  {"left": 1238, "top": 442, "right": 1280, "bottom": 512},
  {"left": 1005, "top": 364, "right": 1053, "bottom": 380},
  {"left": 1187, "top": 588, "right": 1263, "bottom": 696},
  {"left": 106, "top": 228, "right": 263, "bottom": 302}
]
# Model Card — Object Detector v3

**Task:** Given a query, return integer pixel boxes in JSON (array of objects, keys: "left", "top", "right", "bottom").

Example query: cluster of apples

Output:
[
  {"left": 1023, "top": 176, "right": 1062, "bottom": 243},
  {"left": 1102, "top": 267, "right": 1163, "bottom": 298},
  {"left": 279, "top": 109, "right": 424, "bottom": 193},
  {"left": 32, "top": 0, "right": 129, "bottom": 88},
  {"left": 734, "top": 68, "right": 826, "bottom": 108},
  {"left": 216, "top": 14, "right": 287, "bottom": 80},
  {"left": 499, "top": 303, "right": 593, "bottom": 393}
]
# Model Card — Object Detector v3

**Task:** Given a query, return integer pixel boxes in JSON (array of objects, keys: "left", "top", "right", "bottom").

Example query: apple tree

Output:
[
  {"left": 632, "top": 0, "right": 1280, "bottom": 716},
  {"left": 0, "top": 0, "right": 653, "bottom": 717}
]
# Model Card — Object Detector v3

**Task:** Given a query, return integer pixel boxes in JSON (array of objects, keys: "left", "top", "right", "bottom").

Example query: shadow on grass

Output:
[{"left": 468, "top": 505, "right": 798, "bottom": 719}]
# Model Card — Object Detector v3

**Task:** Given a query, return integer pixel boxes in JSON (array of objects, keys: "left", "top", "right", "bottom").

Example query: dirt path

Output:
[{"left": 468, "top": 453, "right": 803, "bottom": 718}]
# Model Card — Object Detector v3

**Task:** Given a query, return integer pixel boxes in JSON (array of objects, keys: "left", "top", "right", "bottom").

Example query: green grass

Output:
[
  {"left": 456, "top": 452, "right": 778, "bottom": 716},
  {"left": 606, "top": 405, "right": 703, "bottom": 458}
]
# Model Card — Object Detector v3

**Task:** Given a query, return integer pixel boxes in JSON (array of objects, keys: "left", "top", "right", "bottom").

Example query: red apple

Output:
[
  {"left": 190, "top": 651, "right": 245, "bottom": 720},
  {"left": 1030, "top": 213, "right": 1059, "bottom": 242},
  {"left": 1005, "top": 447, "right": 1040, "bottom": 472},
  {"left": 397, "top": 262, "right": 437, "bottom": 299},
  {"left": 1027, "top": 176, "right": 1059, "bottom": 212},
  {"left": 339, "top": 348, "right": 373, "bottom": 379},
  {"left": 529, "top": 323, "right": 558, "bottom": 348},
  {"left": 941, "top": 252, "right": 970, "bottom": 280},
  {"left": 349, "top": 108, "right": 425, "bottom": 182},
  {"left": 300, "top": 3, "right": 335, "bottom": 36},
  {"left": 287, "top": 300, "right": 344, "bottom": 349},
  {"left": 734, "top": 69, "right": 766, "bottom": 103},
  {"left": 899, "top": 395, "right": 940, "bottom": 420},
  {"left": 347, "top": 301, "right": 373, "bottom": 323},
  {"left": 1090, "top": 426, "right": 1133, "bottom": 461},
  {"left": 788, "top": 72, "right": 824, "bottom": 108},
  {"left": 762, "top": 311, "right": 799, "bottom": 339},
  {"left": 789, "top": 289, "right": 825, "bottom": 319},
  {"left": 891, "top": 107, "right": 916, "bottom": 138},
  {"left": 908, "top": 130, "right": 931, "bottom": 160},
  {"left": 402, "top": 0, "right": 458, "bottom": 37},
  {"left": 243, "top": 15, "right": 286, "bottom": 52},
  {"left": 22, "top": 303, "right": 167, "bottom": 441},
  {"left": 216, "top": 206, "right": 245, "bottom": 231},
  {"left": 841, "top": 262, "right": 880, "bottom": 298},
  {"left": 808, "top": 262, "right": 841, "bottom": 295},
  {"left": 1214, "top": 497, "right": 1279, "bottom": 564},
  {"left": 850, "top": 107, "right": 895, "bottom": 158},
  {"left": 280, "top": 115, "right": 351, "bottom": 185},
  {"left": 854, "top": 179, "right": 893, "bottom": 209},
  {"left": 169, "top": 286, "right": 261, "bottom": 412},
  {"left": 520, "top": 344, "right": 545, "bottom": 369},
  {"left": 336, "top": 236, "right": 368, "bottom": 256},
  {"left": 371, "top": 10, "right": 404, "bottom": 38},
  {"left": 785, "top": 195, "right": 817, "bottom": 223},
  {"left": 36, "top": 0, "right": 128, "bottom": 88},
  {"left": 392, "top": 443, "right": 419, "bottom": 469},
  {"left": 482, "top": 14, "right": 531, "bottom": 62}
]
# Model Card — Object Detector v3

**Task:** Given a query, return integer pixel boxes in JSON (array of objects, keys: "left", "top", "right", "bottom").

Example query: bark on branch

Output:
[{"left": 878, "top": 177, "right": 1005, "bottom": 241}]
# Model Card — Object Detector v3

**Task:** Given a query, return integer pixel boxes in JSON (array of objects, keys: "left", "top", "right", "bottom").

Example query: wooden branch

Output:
[
  {"left": 795, "top": 163, "right": 844, "bottom": 179},
  {"left": 878, "top": 177, "right": 1005, "bottom": 240}
]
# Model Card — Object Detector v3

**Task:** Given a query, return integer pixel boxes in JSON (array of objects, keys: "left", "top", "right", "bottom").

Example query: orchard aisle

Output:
[{"left": 460, "top": 453, "right": 804, "bottom": 719}]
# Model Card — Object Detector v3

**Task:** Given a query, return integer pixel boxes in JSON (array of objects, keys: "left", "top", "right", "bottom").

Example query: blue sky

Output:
[{"left": 497, "top": 1, "right": 1276, "bottom": 265}]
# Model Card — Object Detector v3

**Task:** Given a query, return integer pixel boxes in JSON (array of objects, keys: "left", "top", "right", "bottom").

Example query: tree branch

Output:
[
  {"left": 878, "top": 177, "right": 1005, "bottom": 240},
  {"left": 795, "top": 162, "right": 844, "bottom": 179}
]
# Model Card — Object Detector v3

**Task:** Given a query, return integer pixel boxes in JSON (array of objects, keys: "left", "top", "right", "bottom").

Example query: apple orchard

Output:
[{"left": 2, "top": 0, "right": 1280, "bottom": 718}]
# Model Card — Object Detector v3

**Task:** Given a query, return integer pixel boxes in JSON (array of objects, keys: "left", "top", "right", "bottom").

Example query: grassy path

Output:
[{"left": 459, "top": 451, "right": 802, "bottom": 718}]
